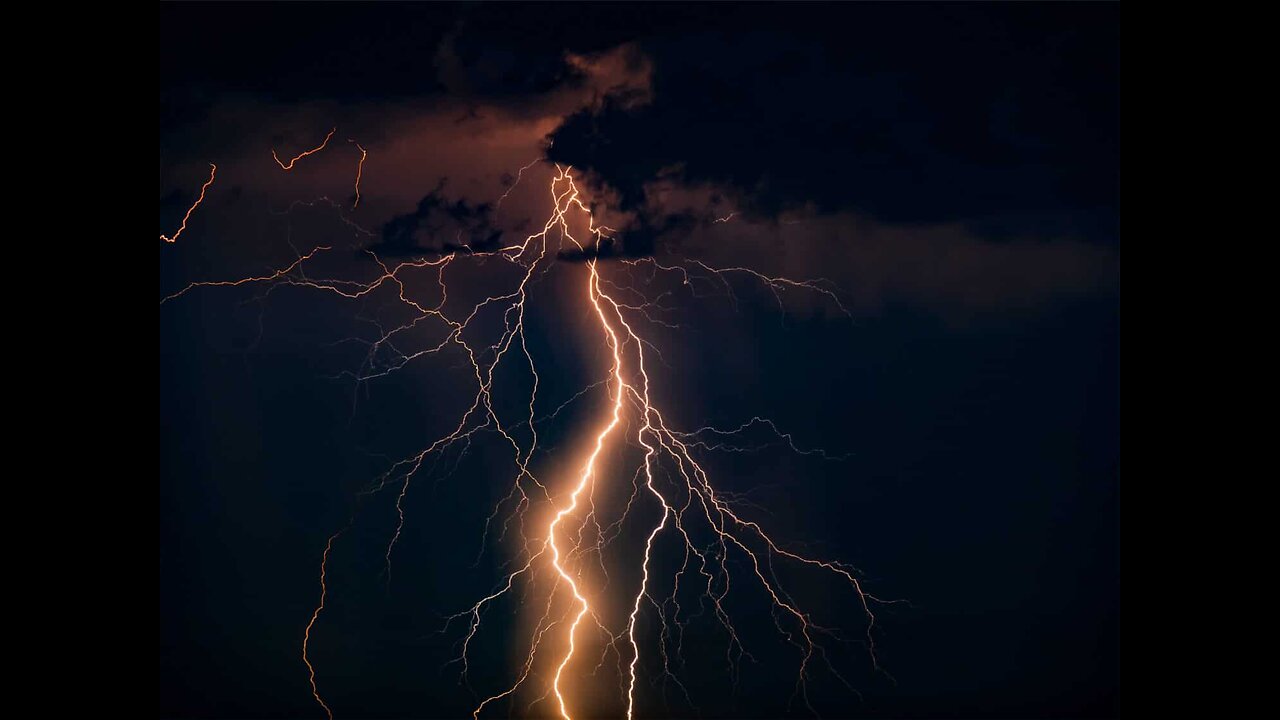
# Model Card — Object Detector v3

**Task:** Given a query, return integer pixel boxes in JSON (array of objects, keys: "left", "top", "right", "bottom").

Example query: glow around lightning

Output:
[{"left": 161, "top": 149, "right": 894, "bottom": 719}]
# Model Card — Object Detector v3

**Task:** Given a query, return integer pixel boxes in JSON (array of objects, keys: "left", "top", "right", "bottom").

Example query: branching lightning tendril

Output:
[
  {"left": 162, "top": 143, "right": 894, "bottom": 720},
  {"left": 273, "top": 127, "right": 337, "bottom": 171}
]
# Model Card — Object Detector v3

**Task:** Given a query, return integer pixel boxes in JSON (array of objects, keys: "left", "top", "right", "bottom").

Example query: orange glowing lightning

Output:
[
  {"left": 348, "top": 139, "right": 366, "bottom": 208},
  {"left": 160, "top": 163, "right": 216, "bottom": 243},
  {"left": 273, "top": 127, "right": 337, "bottom": 170},
  {"left": 161, "top": 156, "right": 894, "bottom": 720},
  {"left": 451, "top": 168, "right": 889, "bottom": 720},
  {"left": 303, "top": 530, "right": 343, "bottom": 720}
]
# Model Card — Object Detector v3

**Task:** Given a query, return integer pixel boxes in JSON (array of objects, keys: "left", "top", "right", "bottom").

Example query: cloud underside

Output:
[{"left": 162, "top": 15, "right": 1117, "bottom": 321}]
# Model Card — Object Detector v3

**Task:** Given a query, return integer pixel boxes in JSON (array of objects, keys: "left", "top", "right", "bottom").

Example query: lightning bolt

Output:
[
  {"left": 273, "top": 127, "right": 337, "bottom": 170},
  {"left": 161, "top": 155, "right": 894, "bottom": 720},
  {"left": 348, "top": 140, "right": 366, "bottom": 208},
  {"left": 303, "top": 529, "right": 344, "bottom": 720},
  {"left": 496, "top": 156, "right": 542, "bottom": 211},
  {"left": 160, "top": 163, "right": 216, "bottom": 243}
]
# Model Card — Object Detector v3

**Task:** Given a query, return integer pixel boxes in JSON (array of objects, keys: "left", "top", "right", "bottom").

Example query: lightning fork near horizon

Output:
[{"left": 161, "top": 153, "right": 892, "bottom": 720}]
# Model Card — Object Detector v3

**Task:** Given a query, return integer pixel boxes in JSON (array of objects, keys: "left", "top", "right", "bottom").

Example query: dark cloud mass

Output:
[
  {"left": 373, "top": 180, "right": 504, "bottom": 257},
  {"left": 547, "top": 4, "right": 1119, "bottom": 245},
  {"left": 161, "top": 3, "right": 1119, "bottom": 317}
]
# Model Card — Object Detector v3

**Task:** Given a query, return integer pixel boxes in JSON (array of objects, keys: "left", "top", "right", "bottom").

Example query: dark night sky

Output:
[{"left": 160, "top": 3, "right": 1119, "bottom": 719}]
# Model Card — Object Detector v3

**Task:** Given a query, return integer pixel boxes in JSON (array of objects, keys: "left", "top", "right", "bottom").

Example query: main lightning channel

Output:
[{"left": 161, "top": 155, "right": 890, "bottom": 720}]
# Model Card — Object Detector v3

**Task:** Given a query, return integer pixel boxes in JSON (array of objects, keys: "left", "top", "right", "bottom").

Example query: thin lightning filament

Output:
[{"left": 161, "top": 153, "right": 892, "bottom": 720}]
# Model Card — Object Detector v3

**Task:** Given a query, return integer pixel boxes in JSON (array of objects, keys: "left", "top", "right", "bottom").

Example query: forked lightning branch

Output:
[{"left": 161, "top": 137, "right": 896, "bottom": 720}]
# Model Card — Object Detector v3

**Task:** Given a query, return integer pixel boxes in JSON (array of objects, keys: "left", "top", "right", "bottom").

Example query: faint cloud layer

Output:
[
  {"left": 161, "top": 15, "right": 1116, "bottom": 323},
  {"left": 627, "top": 178, "right": 1117, "bottom": 322}
]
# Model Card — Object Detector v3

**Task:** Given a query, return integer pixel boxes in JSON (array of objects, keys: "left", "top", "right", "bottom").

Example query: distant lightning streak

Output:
[
  {"left": 349, "top": 140, "right": 367, "bottom": 208},
  {"left": 676, "top": 417, "right": 853, "bottom": 460},
  {"left": 273, "top": 127, "right": 337, "bottom": 170},
  {"left": 497, "top": 156, "right": 543, "bottom": 211},
  {"left": 160, "top": 245, "right": 332, "bottom": 304},
  {"left": 303, "top": 529, "right": 344, "bottom": 720},
  {"left": 161, "top": 155, "right": 890, "bottom": 720},
  {"left": 160, "top": 163, "right": 216, "bottom": 243}
]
